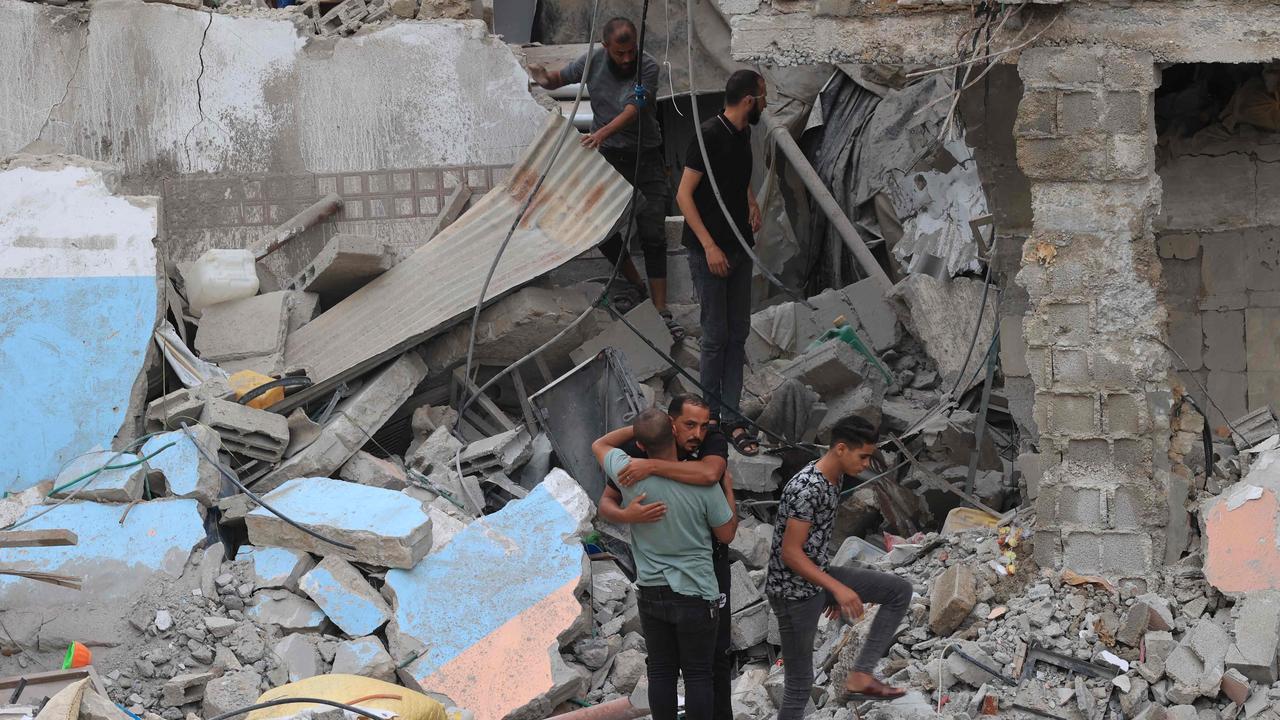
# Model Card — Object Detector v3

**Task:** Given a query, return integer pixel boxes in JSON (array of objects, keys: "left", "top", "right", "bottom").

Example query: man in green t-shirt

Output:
[{"left": 593, "top": 408, "right": 738, "bottom": 720}]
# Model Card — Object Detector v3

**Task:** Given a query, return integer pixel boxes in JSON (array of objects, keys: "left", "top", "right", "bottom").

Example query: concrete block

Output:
[
  {"left": 299, "top": 556, "right": 392, "bottom": 636},
  {"left": 1104, "top": 393, "right": 1145, "bottom": 436},
  {"left": 728, "top": 561, "right": 763, "bottom": 613},
  {"left": 201, "top": 398, "right": 290, "bottom": 462},
  {"left": 1246, "top": 307, "right": 1280, "bottom": 372},
  {"left": 1166, "top": 311, "right": 1203, "bottom": 372},
  {"left": 928, "top": 564, "right": 976, "bottom": 635},
  {"left": 258, "top": 352, "right": 427, "bottom": 491},
  {"left": 339, "top": 450, "right": 409, "bottom": 490},
  {"left": 245, "top": 546, "right": 315, "bottom": 591},
  {"left": 406, "top": 424, "right": 465, "bottom": 475},
  {"left": 999, "top": 314, "right": 1029, "bottom": 377},
  {"left": 146, "top": 389, "right": 206, "bottom": 431},
  {"left": 571, "top": 299, "right": 674, "bottom": 381},
  {"left": 288, "top": 234, "right": 393, "bottom": 300},
  {"left": 1158, "top": 233, "right": 1200, "bottom": 261},
  {"left": 273, "top": 634, "right": 321, "bottom": 683},
  {"left": 383, "top": 469, "right": 592, "bottom": 720},
  {"left": 425, "top": 501, "right": 468, "bottom": 554},
  {"left": 1248, "top": 371, "right": 1280, "bottom": 418},
  {"left": 1016, "top": 452, "right": 1043, "bottom": 501},
  {"left": 1207, "top": 371, "right": 1250, "bottom": 427},
  {"left": 1118, "top": 602, "right": 1149, "bottom": 647},
  {"left": 332, "top": 636, "right": 396, "bottom": 682},
  {"left": 196, "top": 291, "right": 296, "bottom": 362},
  {"left": 777, "top": 340, "right": 867, "bottom": 397},
  {"left": 1166, "top": 619, "right": 1230, "bottom": 700},
  {"left": 728, "top": 517, "right": 771, "bottom": 570},
  {"left": 727, "top": 449, "right": 783, "bottom": 493},
  {"left": 247, "top": 477, "right": 433, "bottom": 569},
  {"left": 730, "top": 601, "right": 769, "bottom": 650},
  {"left": 843, "top": 277, "right": 901, "bottom": 353},
  {"left": 247, "top": 589, "right": 328, "bottom": 632},
  {"left": 1226, "top": 593, "right": 1280, "bottom": 684},
  {"left": 49, "top": 449, "right": 146, "bottom": 503},
  {"left": 1221, "top": 668, "right": 1252, "bottom": 705},
  {"left": 889, "top": 275, "right": 996, "bottom": 392},
  {"left": 424, "top": 286, "right": 597, "bottom": 371},
  {"left": 161, "top": 671, "right": 214, "bottom": 706},
  {"left": 202, "top": 670, "right": 263, "bottom": 720},
  {"left": 141, "top": 426, "right": 224, "bottom": 506},
  {"left": 459, "top": 426, "right": 533, "bottom": 476},
  {"left": 1204, "top": 310, "right": 1246, "bottom": 372}
]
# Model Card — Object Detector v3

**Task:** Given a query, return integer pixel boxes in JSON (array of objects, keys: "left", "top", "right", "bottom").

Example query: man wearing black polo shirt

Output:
[
  {"left": 676, "top": 70, "right": 767, "bottom": 457},
  {"left": 594, "top": 395, "right": 737, "bottom": 720}
]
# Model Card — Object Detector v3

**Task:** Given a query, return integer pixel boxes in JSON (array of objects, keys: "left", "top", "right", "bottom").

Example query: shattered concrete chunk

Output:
[
  {"left": 571, "top": 300, "right": 674, "bottom": 381},
  {"left": 201, "top": 669, "right": 263, "bottom": 719},
  {"left": 141, "top": 426, "right": 224, "bottom": 506},
  {"left": 777, "top": 339, "right": 868, "bottom": 397},
  {"left": 730, "top": 601, "right": 769, "bottom": 650},
  {"left": 424, "top": 286, "right": 598, "bottom": 371},
  {"left": 299, "top": 556, "right": 392, "bottom": 637},
  {"left": 728, "top": 517, "right": 772, "bottom": 570},
  {"left": 245, "top": 546, "right": 315, "bottom": 591},
  {"left": 273, "top": 634, "right": 320, "bottom": 683},
  {"left": 727, "top": 449, "right": 783, "bottom": 493},
  {"left": 49, "top": 449, "right": 146, "bottom": 503},
  {"left": 609, "top": 648, "right": 646, "bottom": 695},
  {"left": 889, "top": 274, "right": 996, "bottom": 392},
  {"left": 459, "top": 426, "right": 534, "bottom": 476},
  {"left": 161, "top": 671, "right": 214, "bottom": 707},
  {"left": 729, "top": 561, "right": 763, "bottom": 613},
  {"left": 1165, "top": 619, "right": 1230, "bottom": 701},
  {"left": 257, "top": 352, "right": 428, "bottom": 491},
  {"left": 195, "top": 290, "right": 299, "bottom": 362},
  {"left": 425, "top": 502, "right": 467, "bottom": 554},
  {"left": 332, "top": 636, "right": 397, "bottom": 682},
  {"left": 928, "top": 564, "right": 977, "bottom": 636},
  {"left": 1226, "top": 592, "right": 1280, "bottom": 683},
  {"left": 201, "top": 398, "right": 290, "bottom": 462},
  {"left": 287, "top": 234, "right": 393, "bottom": 301},
  {"left": 246, "top": 589, "right": 328, "bottom": 632},
  {"left": 246, "top": 477, "right": 433, "bottom": 569},
  {"left": 383, "top": 469, "right": 592, "bottom": 720},
  {"left": 339, "top": 450, "right": 409, "bottom": 490}
]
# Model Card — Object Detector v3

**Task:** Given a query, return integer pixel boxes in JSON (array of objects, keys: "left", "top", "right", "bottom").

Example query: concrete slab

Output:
[
  {"left": 423, "top": 286, "right": 597, "bottom": 371},
  {"left": 243, "top": 546, "right": 315, "bottom": 592},
  {"left": 49, "top": 449, "right": 146, "bottom": 503},
  {"left": 246, "top": 477, "right": 433, "bottom": 569},
  {"left": 258, "top": 352, "right": 428, "bottom": 491},
  {"left": 0, "top": 157, "right": 158, "bottom": 494},
  {"left": 889, "top": 274, "right": 997, "bottom": 393},
  {"left": 339, "top": 450, "right": 409, "bottom": 490},
  {"left": 299, "top": 556, "right": 392, "bottom": 637},
  {"left": 141, "top": 425, "right": 224, "bottom": 506},
  {"left": 288, "top": 234, "right": 394, "bottom": 302},
  {"left": 247, "top": 589, "right": 329, "bottom": 632},
  {"left": 273, "top": 634, "right": 320, "bottom": 683},
  {"left": 332, "top": 636, "right": 396, "bottom": 682},
  {"left": 727, "top": 449, "right": 783, "bottom": 493},
  {"left": 571, "top": 300, "right": 674, "bottom": 381},
  {"left": 1226, "top": 592, "right": 1280, "bottom": 683},
  {"left": 383, "top": 469, "right": 593, "bottom": 720},
  {"left": 1203, "top": 452, "right": 1280, "bottom": 593},
  {"left": 777, "top": 340, "right": 867, "bottom": 397}
]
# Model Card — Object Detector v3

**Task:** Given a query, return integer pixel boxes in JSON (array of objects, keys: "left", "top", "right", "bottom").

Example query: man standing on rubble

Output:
[
  {"left": 592, "top": 394, "right": 738, "bottom": 720},
  {"left": 767, "top": 415, "right": 913, "bottom": 714},
  {"left": 675, "top": 69, "right": 766, "bottom": 456},
  {"left": 527, "top": 18, "right": 683, "bottom": 340},
  {"left": 593, "top": 408, "right": 738, "bottom": 720}
]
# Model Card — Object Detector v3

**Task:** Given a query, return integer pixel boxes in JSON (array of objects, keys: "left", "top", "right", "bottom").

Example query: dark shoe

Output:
[
  {"left": 730, "top": 427, "right": 760, "bottom": 456},
  {"left": 659, "top": 309, "right": 686, "bottom": 341}
]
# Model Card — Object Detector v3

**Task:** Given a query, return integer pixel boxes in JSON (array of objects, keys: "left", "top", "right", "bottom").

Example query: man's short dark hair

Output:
[
  {"left": 725, "top": 69, "right": 763, "bottom": 106},
  {"left": 603, "top": 17, "right": 636, "bottom": 43},
  {"left": 667, "top": 393, "right": 710, "bottom": 418},
  {"left": 635, "top": 407, "right": 675, "bottom": 450},
  {"left": 829, "top": 415, "right": 878, "bottom": 449}
]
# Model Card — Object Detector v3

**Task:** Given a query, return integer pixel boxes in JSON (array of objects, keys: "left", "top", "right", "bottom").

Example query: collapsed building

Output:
[{"left": 3, "top": 0, "right": 1280, "bottom": 718}]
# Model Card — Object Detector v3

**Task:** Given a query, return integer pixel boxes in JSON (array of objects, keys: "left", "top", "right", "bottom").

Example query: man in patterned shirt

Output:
[{"left": 766, "top": 415, "right": 912, "bottom": 714}]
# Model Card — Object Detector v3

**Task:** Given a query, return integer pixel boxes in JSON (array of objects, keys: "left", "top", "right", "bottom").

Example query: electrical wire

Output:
[
  {"left": 178, "top": 422, "right": 357, "bottom": 551},
  {"left": 458, "top": 0, "right": 604, "bottom": 396},
  {"left": 205, "top": 697, "right": 382, "bottom": 720},
  {"left": 1152, "top": 335, "right": 1249, "bottom": 443}
]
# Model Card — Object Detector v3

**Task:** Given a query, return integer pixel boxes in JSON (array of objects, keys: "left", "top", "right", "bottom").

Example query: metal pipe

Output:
[
  {"left": 762, "top": 114, "right": 894, "bottom": 296},
  {"left": 254, "top": 192, "right": 343, "bottom": 261},
  {"left": 552, "top": 698, "right": 649, "bottom": 720}
]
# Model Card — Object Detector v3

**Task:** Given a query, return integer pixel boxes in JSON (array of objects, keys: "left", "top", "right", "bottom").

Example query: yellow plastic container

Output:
[
  {"left": 229, "top": 370, "right": 282, "bottom": 410},
  {"left": 940, "top": 507, "right": 999, "bottom": 536}
]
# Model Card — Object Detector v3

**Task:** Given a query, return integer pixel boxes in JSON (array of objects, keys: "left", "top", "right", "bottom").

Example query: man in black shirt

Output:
[
  {"left": 676, "top": 70, "right": 767, "bottom": 456},
  {"left": 594, "top": 394, "right": 737, "bottom": 720}
]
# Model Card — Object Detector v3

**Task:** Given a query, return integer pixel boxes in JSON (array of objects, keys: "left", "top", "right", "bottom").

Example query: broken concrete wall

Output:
[
  {"left": 1014, "top": 46, "right": 1176, "bottom": 581},
  {"left": 0, "top": 155, "right": 160, "bottom": 493},
  {"left": 0, "top": 1, "right": 549, "bottom": 270},
  {"left": 1156, "top": 127, "right": 1280, "bottom": 426}
]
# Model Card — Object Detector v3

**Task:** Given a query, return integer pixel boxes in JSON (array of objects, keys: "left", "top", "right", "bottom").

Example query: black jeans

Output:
[
  {"left": 599, "top": 147, "right": 669, "bottom": 280},
  {"left": 712, "top": 543, "right": 732, "bottom": 720},
  {"left": 688, "top": 249, "right": 752, "bottom": 423},
  {"left": 767, "top": 566, "right": 913, "bottom": 720},
  {"left": 638, "top": 585, "right": 720, "bottom": 720}
]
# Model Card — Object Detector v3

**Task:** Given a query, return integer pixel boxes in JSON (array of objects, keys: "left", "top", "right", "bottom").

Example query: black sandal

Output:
[{"left": 730, "top": 427, "right": 760, "bottom": 456}]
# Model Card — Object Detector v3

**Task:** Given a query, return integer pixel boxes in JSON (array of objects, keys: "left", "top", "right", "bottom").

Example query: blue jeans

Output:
[
  {"left": 638, "top": 585, "right": 720, "bottom": 720},
  {"left": 688, "top": 249, "right": 752, "bottom": 425}
]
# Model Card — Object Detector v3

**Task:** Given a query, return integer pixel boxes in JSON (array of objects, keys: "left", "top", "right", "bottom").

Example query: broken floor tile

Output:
[
  {"left": 141, "top": 425, "right": 224, "bottom": 506},
  {"left": 383, "top": 469, "right": 592, "bottom": 720},
  {"left": 246, "top": 477, "right": 432, "bottom": 569},
  {"left": 299, "top": 556, "right": 392, "bottom": 637}
]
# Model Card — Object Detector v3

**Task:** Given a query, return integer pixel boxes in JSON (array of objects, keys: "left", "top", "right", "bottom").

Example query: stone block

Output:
[
  {"left": 727, "top": 448, "right": 783, "bottom": 493},
  {"left": 1204, "top": 310, "right": 1246, "bottom": 372},
  {"left": 729, "top": 561, "right": 763, "bottom": 614},
  {"left": 1045, "top": 393, "right": 1098, "bottom": 437},
  {"left": 1104, "top": 393, "right": 1144, "bottom": 436},
  {"left": 928, "top": 564, "right": 976, "bottom": 635},
  {"left": 246, "top": 589, "right": 328, "bottom": 632},
  {"left": 459, "top": 426, "right": 534, "bottom": 476},
  {"left": 1163, "top": 258, "right": 1202, "bottom": 312},
  {"left": 777, "top": 340, "right": 866, "bottom": 397},
  {"left": 1158, "top": 233, "right": 1200, "bottom": 261},
  {"left": 299, "top": 556, "right": 392, "bottom": 636},
  {"left": 1166, "top": 311, "right": 1202, "bottom": 371},
  {"left": 257, "top": 352, "right": 428, "bottom": 492},
  {"left": 141, "top": 425, "right": 224, "bottom": 506},
  {"left": 1207, "top": 371, "right": 1249, "bottom": 427},
  {"left": 1160, "top": 154, "right": 1257, "bottom": 231},
  {"left": 1225, "top": 593, "right": 1280, "bottom": 684},
  {"left": 728, "top": 517, "right": 772, "bottom": 570},
  {"left": 1014, "top": 89, "right": 1058, "bottom": 137},
  {"left": 332, "top": 636, "right": 397, "bottom": 682},
  {"left": 1246, "top": 307, "right": 1280, "bottom": 372},
  {"left": 1245, "top": 229, "right": 1280, "bottom": 292},
  {"left": 288, "top": 234, "right": 393, "bottom": 301},
  {"left": 245, "top": 546, "right": 315, "bottom": 591},
  {"left": 273, "top": 634, "right": 320, "bottom": 683},
  {"left": 161, "top": 671, "right": 214, "bottom": 706},
  {"left": 201, "top": 398, "right": 290, "bottom": 462},
  {"left": 196, "top": 291, "right": 300, "bottom": 362},
  {"left": 383, "top": 470, "right": 593, "bottom": 720},
  {"left": 1248, "top": 371, "right": 1280, "bottom": 417},
  {"left": 339, "top": 450, "right": 409, "bottom": 490},
  {"left": 202, "top": 670, "right": 263, "bottom": 720},
  {"left": 571, "top": 299, "right": 673, "bottom": 381},
  {"left": 49, "top": 449, "right": 145, "bottom": 503},
  {"left": 730, "top": 601, "right": 769, "bottom": 650},
  {"left": 246, "top": 477, "right": 433, "bottom": 569}
]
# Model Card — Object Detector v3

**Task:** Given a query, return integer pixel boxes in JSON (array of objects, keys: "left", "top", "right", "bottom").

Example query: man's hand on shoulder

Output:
[
  {"left": 615, "top": 457, "right": 657, "bottom": 487},
  {"left": 621, "top": 492, "right": 667, "bottom": 523}
]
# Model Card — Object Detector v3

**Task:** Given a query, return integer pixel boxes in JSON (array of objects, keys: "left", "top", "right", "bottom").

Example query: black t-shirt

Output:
[
  {"left": 681, "top": 114, "right": 754, "bottom": 259},
  {"left": 606, "top": 427, "right": 730, "bottom": 492}
]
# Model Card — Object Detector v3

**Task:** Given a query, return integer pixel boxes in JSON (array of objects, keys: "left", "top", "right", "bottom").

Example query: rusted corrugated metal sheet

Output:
[{"left": 282, "top": 113, "right": 630, "bottom": 399}]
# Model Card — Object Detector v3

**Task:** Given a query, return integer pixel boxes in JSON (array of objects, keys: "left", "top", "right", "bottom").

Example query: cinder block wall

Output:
[{"left": 1013, "top": 46, "right": 1178, "bottom": 585}]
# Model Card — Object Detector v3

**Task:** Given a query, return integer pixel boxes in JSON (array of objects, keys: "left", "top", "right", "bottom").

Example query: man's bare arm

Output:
[
  {"left": 599, "top": 484, "right": 666, "bottom": 524},
  {"left": 528, "top": 64, "right": 566, "bottom": 90},
  {"left": 615, "top": 454, "right": 725, "bottom": 488}
]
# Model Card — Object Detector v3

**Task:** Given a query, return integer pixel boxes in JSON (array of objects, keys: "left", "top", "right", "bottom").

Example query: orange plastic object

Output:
[
  {"left": 62, "top": 641, "right": 91, "bottom": 669},
  {"left": 229, "top": 370, "right": 283, "bottom": 410}
]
